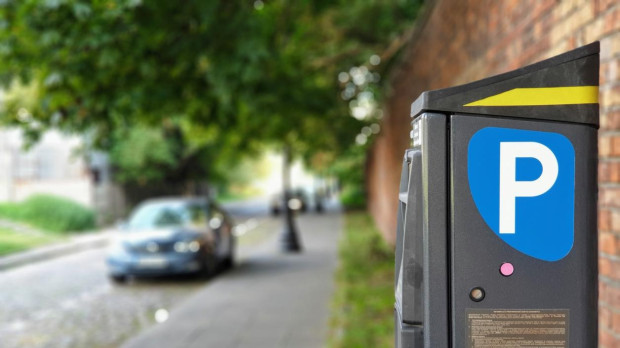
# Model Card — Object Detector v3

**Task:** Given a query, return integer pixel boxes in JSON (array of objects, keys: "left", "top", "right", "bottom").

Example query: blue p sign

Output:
[{"left": 468, "top": 127, "right": 575, "bottom": 261}]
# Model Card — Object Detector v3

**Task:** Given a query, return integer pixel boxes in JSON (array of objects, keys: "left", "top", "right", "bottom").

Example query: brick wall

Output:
[{"left": 368, "top": 0, "right": 620, "bottom": 345}]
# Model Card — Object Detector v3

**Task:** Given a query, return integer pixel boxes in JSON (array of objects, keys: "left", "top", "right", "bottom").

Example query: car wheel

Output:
[
  {"left": 110, "top": 274, "right": 127, "bottom": 284},
  {"left": 200, "top": 254, "right": 218, "bottom": 279}
]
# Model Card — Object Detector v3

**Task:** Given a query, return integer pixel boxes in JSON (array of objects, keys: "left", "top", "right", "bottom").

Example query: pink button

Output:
[{"left": 500, "top": 262, "right": 514, "bottom": 277}]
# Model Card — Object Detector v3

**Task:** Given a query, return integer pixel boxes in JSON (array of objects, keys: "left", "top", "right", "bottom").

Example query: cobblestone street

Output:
[{"left": 0, "top": 208, "right": 281, "bottom": 348}]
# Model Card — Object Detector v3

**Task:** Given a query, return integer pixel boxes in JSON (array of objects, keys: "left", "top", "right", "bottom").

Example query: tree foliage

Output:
[{"left": 0, "top": 0, "right": 422, "bottom": 184}]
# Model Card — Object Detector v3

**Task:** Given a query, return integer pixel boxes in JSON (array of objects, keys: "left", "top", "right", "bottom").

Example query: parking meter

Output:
[{"left": 394, "top": 42, "right": 599, "bottom": 348}]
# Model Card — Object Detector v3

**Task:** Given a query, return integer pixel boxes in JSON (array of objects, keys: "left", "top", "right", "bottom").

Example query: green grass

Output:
[
  {"left": 0, "top": 195, "right": 95, "bottom": 233},
  {"left": 217, "top": 189, "right": 264, "bottom": 203},
  {"left": 217, "top": 191, "right": 253, "bottom": 203},
  {"left": 329, "top": 212, "right": 395, "bottom": 348},
  {"left": 0, "top": 228, "right": 63, "bottom": 257},
  {"left": 339, "top": 185, "right": 366, "bottom": 210}
]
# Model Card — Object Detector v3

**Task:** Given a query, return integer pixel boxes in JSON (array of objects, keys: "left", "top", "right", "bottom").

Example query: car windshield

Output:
[{"left": 126, "top": 202, "right": 205, "bottom": 230}]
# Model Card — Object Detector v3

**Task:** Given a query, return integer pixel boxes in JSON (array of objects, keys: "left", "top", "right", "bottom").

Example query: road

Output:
[{"left": 0, "top": 198, "right": 279, "bottom": 348}]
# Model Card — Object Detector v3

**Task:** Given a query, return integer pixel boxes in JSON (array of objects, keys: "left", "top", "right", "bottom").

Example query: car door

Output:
[{"left": 187, "top": 203, "right": 215, "bottom": 249}]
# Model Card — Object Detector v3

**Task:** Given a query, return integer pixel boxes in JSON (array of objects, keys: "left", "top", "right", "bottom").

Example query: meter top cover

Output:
[{"left": 410, "top": 42, "right": 599, "bottom": 127}]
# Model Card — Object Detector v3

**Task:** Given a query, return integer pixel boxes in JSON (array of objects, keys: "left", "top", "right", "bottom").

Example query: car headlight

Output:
[
  {"left": 174, "top": 240, "right": 200, "bottom": 253},
  {"left": 107, "top": 241, "right": 131, "bottom": 261}
]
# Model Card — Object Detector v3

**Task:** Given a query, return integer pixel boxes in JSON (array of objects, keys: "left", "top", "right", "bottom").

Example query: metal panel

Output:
[
  {"left": 395, "top": 150, "right": 414, "bottom": 288},
  {"left": 395, "top": 112, "right": 450, "bottom": 347},
  {"left": 419, "top": 113, "right": 450, "bottom": 348},
  {"left": 396, "top": 309, "right": 424, "bottom": 348},
  {"left": 400, "top": 149, "right": 423, "bottom": 324},
  {"left": 449, "top": 115, "right": 598, "bottom": 347}
]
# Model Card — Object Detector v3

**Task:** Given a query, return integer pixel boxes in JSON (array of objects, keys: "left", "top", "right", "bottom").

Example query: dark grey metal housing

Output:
[{"left": 394, "top": 42, "right": 599, "bottom": 348}]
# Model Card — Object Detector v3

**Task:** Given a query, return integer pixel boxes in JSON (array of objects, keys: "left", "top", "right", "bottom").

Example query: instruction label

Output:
[{"left": 467, "top": 309, "right": 569, "bottom": 348}]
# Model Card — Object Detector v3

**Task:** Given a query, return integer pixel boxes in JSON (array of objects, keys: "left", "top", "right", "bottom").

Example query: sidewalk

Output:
[
  {"left": 0, "top": 229, "right": 111, "bottom": 271},
  {"left": 122, "top": 208, "right": 342, "bottom": 348}
]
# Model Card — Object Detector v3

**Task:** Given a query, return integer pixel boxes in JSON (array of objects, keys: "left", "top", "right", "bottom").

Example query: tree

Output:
[{"left": 0, "top": 0, "right": 421, "bottom": 182}]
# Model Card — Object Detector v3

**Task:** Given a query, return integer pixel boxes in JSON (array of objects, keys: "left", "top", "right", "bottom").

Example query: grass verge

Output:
[
  {"left": 0, "top": 195, "right": 95, "bottom": 233},
  {"left": 329, "top": 212, "right": 394, "bottom": 348},
  {"left": 0, "top": 228, "right": 63, "bottom": 257}
]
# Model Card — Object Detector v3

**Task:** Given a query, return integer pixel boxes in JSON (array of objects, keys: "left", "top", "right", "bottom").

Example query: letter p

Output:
[{"left": 499, "top": 142, "right": 558, "bottom": 234}]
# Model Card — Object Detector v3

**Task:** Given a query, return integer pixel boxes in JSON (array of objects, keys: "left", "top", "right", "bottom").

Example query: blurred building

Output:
[
  {"left": 0, "top": 128, "right": 125, "bottom": 224},
  {"left": 368, "top": 0, "right": 619, "bottom": 346},
  {"left": 0, "top": 128, "right": 90, "bottom": 204}
]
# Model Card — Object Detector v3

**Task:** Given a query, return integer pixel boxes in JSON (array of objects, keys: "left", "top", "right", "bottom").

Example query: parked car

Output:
[{"left": 106, "top": 197, "right": 235, "bottom": 283}]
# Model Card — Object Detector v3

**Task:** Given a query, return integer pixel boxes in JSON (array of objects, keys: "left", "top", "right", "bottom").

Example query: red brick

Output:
[
  {"left": 600, "top": 136, "right": 612, "bottom": 156},
  {"left": 553, "top": 0, "right": 578, "bottom": 22},
  {"left": 601, "top": 85, "right": 620, "bottom": 109},
  {"left": 600, "top": 59, "right": 620, "bottom": 87},
  {"left": 532, "top": 0, "right": 555, "bottom": 19},
  {"left": 553, "top": 1, "right": 595, "bottom": 44},
  {"left": 595, "top": 0, "right": 618, "bottom": 14},
  {"left": 585, "top": 6, "right": 620, "bottom": 42},
  {"left": 600, "top": 327, "right": 616, "bottom": 348},
  {"left": 600, "top": 32, "right": 620, "bottom": 61},
  {"left": 601, "top": 306, "right": 613, "bottom": 330},
  {"left": 601, "top": 209, "right": 612, "bottom": 231},
  {"left": 601, "top": 110, "right": 620, "bottom": 131},
  {"left": 601, "top": 281, "right": 619, "bottom": 306},
  {"left": 601, "top": 257, "right": 620, "bottom": 280},
  {"left": 600, "top": 257, "right": 612, "bottom": 277},
  {"left": 613, "top": 311, "right": 620, "bottom": 334},
  {"left": 600, "top": 161, "right": 620, "bottom": 183},
  {"left": 600, "top": 231, "right": 616, "bottom": 254},
  {"left": 601, "top": 281, "right": 608, "bottom": 302},
  {"left": 611, "top": 210, "right": 620, "bottom": 232},
  {"left": 612, "top": 163, "right": 620, "bottom": 183},
  {"left": 601, "top": 188, "right": 620, "bottom": 208},
  {"left": 604, "top": 6, "right": 620, "bottom": 34},
  {"left": 612, "top": 136, "right": 620, "bottom": 156},
  {"left": 600, "top": 162, "right": 608, "bottom": 181},
  {"left": 599, "top": 256, "right": 620, "bottom": 281}
]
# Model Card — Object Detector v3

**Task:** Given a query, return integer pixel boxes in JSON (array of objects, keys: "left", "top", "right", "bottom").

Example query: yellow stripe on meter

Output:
[{"left": 464, "top": 86, "right": 598, "bottom": 106}]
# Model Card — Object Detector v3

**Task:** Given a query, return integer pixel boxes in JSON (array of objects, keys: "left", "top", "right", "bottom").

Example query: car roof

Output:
[{"left": 139, "top": 196, "right": 209, "bottom": 206}]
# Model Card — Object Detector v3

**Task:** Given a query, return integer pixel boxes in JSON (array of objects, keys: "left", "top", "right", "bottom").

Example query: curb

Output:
[{"left": 0, "top": 232, "right": 112, "bottom": 271}]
